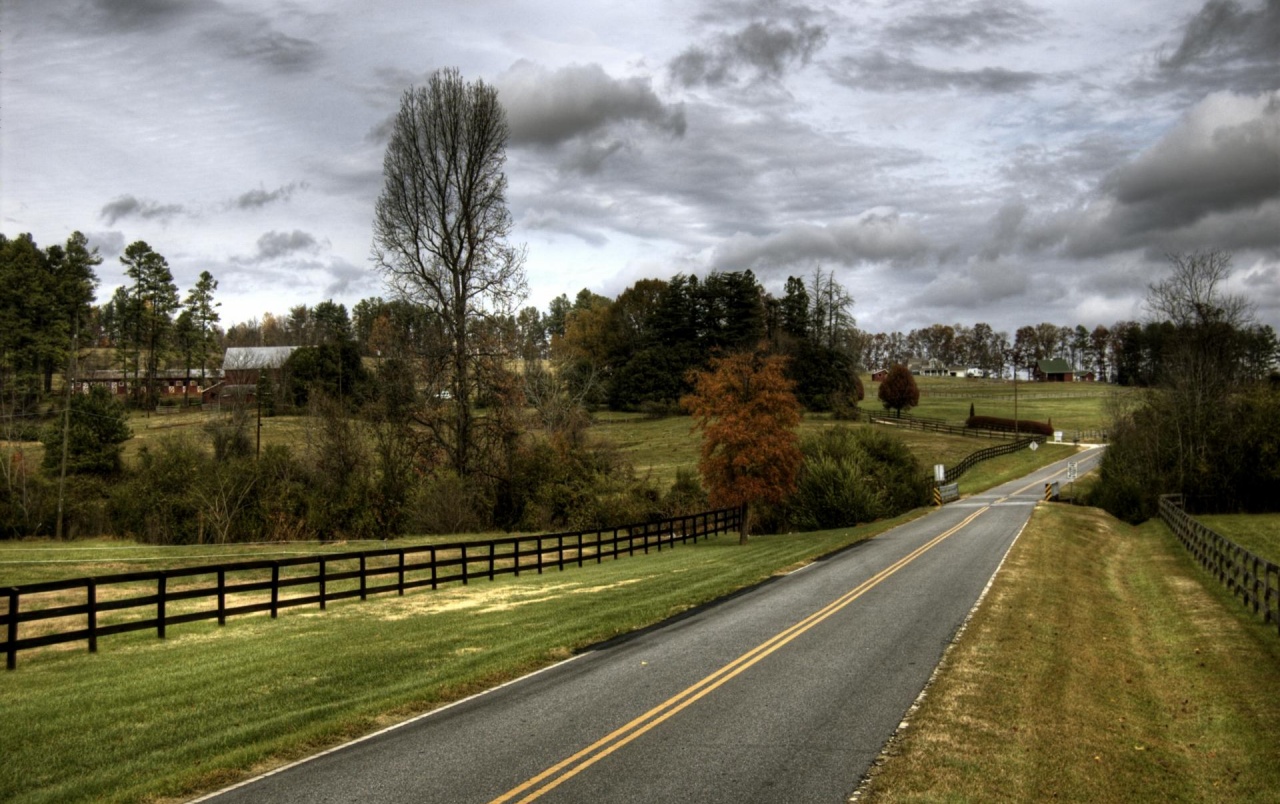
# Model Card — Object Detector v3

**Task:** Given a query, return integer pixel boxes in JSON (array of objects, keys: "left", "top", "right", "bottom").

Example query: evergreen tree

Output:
[
  {"left": 120, "top": 241, "right": 179, "bottom": 407},
  {"left": 40, "top": 385, "right": 132, "bottom": 475}
]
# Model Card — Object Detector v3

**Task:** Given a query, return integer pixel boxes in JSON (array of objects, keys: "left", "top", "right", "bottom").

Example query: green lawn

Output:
[
  {"left": 0, "top": 512, "right": 925, "bottom": 804},
  {"left": 1195, "top": 513, "right": 1280, "bottom": 565},
  {"left": 893, "top": 375, "right": 1130, "bottom": 434}
]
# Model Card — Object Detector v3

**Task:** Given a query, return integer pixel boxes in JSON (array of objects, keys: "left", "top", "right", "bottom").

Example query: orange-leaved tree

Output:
[{"left": 682, "top": 349, "right": 802, "bottom": 543}]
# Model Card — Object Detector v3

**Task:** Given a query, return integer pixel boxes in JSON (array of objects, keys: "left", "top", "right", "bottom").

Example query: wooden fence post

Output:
[
  {"left": 398, "top": 551, "right": 405, "bottom": 596},
  {"left": 217, "top": 569, "right": 226, "bottom": 625},
  {"left": 271, "top": 562, "right": 279, "bottom": 619},
  {"left": 319, "top": 559, "right": 327, "bottom": 610},
  {"left": 87, "top": 581, "right": 97, "bottom": 653},
  {"left": 360, "top": 556, "right": 368, "bottom": 601},
  {"left": 6, "top": 588, "right": 18, "bottom": 670},
  {"left": 157, "top": 575, "right": 167, "bottom": 639},
  {"left": 461, "top": 545, "right": 469, "bottom": 585}
]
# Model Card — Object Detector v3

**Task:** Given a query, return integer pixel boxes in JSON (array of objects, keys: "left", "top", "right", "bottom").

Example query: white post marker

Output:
[{"left": 934, "top": 464, "right": 946, "bottom": 483}]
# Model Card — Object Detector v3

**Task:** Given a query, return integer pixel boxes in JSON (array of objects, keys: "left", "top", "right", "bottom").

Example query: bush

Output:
[
  {"left": 109, "top": 435, "right": 204, "bottom": 543},
  {"left": 966, "top": 415, "right": 1054, "bottom": 436},
  {"left": 788, "top": 426, "right": 929, "bottom": 530},
  {"left": 663, "top": 467, "right": 708, "bottom": 517},
  {"left": 493, "top": 434, "right": 664, "bottom": 533},
  {"left": 409, "top": 470, "right": 488, "bottom": 535}
]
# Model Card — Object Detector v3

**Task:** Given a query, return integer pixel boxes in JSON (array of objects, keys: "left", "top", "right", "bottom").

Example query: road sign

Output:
[
  {"left": 1067, "top": 462, "right": 1078, "bottom": 482},
  {"left": 934, "top": 464, "right": 946, "bottom": 483},
  {"left": 1029, "top": 441, "right": 1039, "bottom": 451}
]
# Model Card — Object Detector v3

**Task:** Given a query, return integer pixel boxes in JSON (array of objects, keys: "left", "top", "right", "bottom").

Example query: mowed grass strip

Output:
[
  {"left": 862, "top": 504, "right": 1280, "bottom": 803},
  {"left": 0, "top": 512, "right": 924, "bottom": 804}
]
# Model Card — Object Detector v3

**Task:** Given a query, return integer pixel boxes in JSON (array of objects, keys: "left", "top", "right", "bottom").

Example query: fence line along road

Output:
[
  {"left": 1, "top": 508, "right": 743, "bottom": 670},
  {"left": 1159, "top": 495, "right": 1279, "bottom": 636}
]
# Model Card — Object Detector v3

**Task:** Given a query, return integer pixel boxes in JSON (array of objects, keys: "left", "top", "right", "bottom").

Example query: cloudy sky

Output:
[{"left": 3, "top": 0, "right": 1278, "bottom": 335}]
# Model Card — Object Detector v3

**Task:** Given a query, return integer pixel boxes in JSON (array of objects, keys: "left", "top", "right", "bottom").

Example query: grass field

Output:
[
  {"left": 901, "top": 375, "right": 1130, "bottom": 433},
  {"left": 861, "top": 504, "right": 1280, "bottom": 803},
  {"left": 0, "top": 512, "right": 926, "bottom": 804},
  {"left": 1195, "top": 514, "right": 1280, "bottom": 565}
]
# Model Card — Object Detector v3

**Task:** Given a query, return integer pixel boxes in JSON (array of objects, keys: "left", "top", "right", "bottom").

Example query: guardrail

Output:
[
  {"left": 1158, "top": 495, "right": 1279, "bottom": 636},
  {"left": 1, "top": 507, "right": 742, "bottom": 670}
]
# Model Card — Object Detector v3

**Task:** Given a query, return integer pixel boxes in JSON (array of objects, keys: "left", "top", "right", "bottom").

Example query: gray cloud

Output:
[
  {"left": 670, "top": 19, "right": 828, "bottom": 87},
  {"left": 81, "top": 0, "right": 210, "bottom": 33},
  {"left": 86, "top": 231, "right": 126, "bottom": 258},
  {"left": 99, "top": 195, "right": 185, "bottom": 225},
  {"left": 224, "top": 28, "right": 322, "bottom": 73},
  {"left": 831, "top": 51, "right": 1044, "bottom": 93},
  {"left": 979, "top": 200, "right": 1029, "bottom": 261},
  {"left": 233, "top": 182, "right": 305, "bottom": 209},
  {"left": 885, "top": 0, "right": 1046, "bottom": 50},
  {"left": 1132, "top": 0, "right": 1280, "bottom": 97},
  {"left": 254, "top": 230, "right": 320, "bottom": 260},
  {"left": 908, "top": 258, "right": 1029, "bottom": 311},
  {"left": 1057, "top": 90, "right": 1280, "bottom": 256},
  {"left": 709, "top": 209, "right": 930, "bottom": 274},
  {"left": 497, "top": 62, "right": 686, "bottom": 149},
  {"left": 1160, "top": 0, "right": 1280, "bottom": 70},
  {"left": 73, "top": 0, "right": 323, "bottom": 76}
]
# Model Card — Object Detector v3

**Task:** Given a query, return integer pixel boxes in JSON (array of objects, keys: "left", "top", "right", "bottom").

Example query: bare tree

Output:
[
  {"left": 373, "top": 68, "right": 527, "bottom": 477},
  {"left": 1146, "top": 251, "right": 1251, "bottom": 329}
]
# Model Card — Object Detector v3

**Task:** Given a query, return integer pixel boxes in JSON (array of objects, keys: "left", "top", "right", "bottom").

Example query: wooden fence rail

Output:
[
  {"left": 942, "top": 437, "right": 1045, "bottom": 485},
  {"left": 1, "top": 507, "right": 742, "bottom": 669},
  {"left": 864, "top": 411, "right": 1016, "bottom": 440},
  {"left": 1158, "top": 494, "right": 1279, "bottom": 637}
]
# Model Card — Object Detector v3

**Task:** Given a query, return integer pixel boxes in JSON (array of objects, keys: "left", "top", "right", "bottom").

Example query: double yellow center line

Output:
[{"left": 488, "top": 505, "right": 991, "bottom": 804}]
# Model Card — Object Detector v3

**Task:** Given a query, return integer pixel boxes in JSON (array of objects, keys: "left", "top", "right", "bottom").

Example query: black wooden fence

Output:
[
  {"left": 2, "top": 507, "right": 742, "bottom": 669},
  {"left": 941, "top": 437, "right": 1046, "bottom": 484},
  {"left": 1158, "top": 495, "right": 1279, "bottom": 636},
  {"left": 864, "top": 411, "right": 1016, "bottom": 440}
]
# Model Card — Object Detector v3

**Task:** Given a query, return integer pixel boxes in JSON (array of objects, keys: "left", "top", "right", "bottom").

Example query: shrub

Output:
[
  {"left": 108, "top": 435, "right": 204, "bottom": 543},
  {"left": 408, "top": 470, "right": 488, "bottom": 535},
  {"left": 664, "top": 467, "right": 708, "bottom": 517},
  {"left": 965, "top": 415, "right": 1054, "bottom": 436},
  {"left": 788, "top": 426, "right": 929, "bottom": 530}
]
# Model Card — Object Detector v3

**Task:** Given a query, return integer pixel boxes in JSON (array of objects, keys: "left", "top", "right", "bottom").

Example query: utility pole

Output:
[{"left": 55, "top": 314, "right": 79, "bottom": 540}]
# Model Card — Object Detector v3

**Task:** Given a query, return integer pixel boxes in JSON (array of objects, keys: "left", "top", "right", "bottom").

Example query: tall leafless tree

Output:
[{"left": 372, "top": 68, "right": 527, "bottom": 476}]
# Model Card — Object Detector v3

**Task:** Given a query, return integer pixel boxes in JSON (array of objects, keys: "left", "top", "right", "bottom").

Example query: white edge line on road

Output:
[
  {"left": 848, "top": 505, "right": 1035, "bottom": 802},
  {"left": 186, "top": 651, "right": 588, "bottom": 803}
]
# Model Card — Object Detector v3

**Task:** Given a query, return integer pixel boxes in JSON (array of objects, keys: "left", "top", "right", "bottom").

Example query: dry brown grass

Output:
[{"left": 862, "top": 503, "right": 1280, "bottom": 803}]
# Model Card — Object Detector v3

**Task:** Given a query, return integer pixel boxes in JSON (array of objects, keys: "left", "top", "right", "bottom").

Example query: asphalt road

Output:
[{"left": 199, "top": 446, "right": 1104, "bottom": 804}]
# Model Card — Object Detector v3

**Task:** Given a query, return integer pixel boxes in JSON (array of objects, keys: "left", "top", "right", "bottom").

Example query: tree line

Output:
[{"left": 1091, "top": 252, "right": 1280, "bottom": 521}]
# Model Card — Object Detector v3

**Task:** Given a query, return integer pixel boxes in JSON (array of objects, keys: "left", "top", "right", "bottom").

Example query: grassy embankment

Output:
[{"left": 861, "top": 502, "right": 1280, "bottom": 803}]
